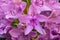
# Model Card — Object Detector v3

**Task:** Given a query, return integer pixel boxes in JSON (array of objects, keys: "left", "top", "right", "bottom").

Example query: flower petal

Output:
[
  {"left": 9, "top": 28, "right": 21, "bottom": 38},
  {"left": 24, "top": 25, "right": 33, "bottom": 35},
  {"left": 19, "top": 15, "right": 31, "bottom": 23},
  {"left": 20, "top": 2, "right": 26, "bottom": 11},
  {"left": 35, "top": 23, "right": 46, "bottom": 34},
  {"left": 0, "top": 29, "right": 4, "bottom": 34},
  {"left": 36, "top": 14, "right": 47, "bottom": 22}
]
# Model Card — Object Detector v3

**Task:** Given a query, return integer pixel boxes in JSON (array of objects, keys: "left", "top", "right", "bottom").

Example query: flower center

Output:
[
  {"left": 30, "top": 18, "right": 37, "bottom": 26},
  {"left": 30, "top": 19, "right": 36, "bottom": 23}
]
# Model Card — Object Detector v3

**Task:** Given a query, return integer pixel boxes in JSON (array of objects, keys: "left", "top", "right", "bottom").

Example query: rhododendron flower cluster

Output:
[{"left": 0, "top": 0, "right": 60, "bottom": 40}]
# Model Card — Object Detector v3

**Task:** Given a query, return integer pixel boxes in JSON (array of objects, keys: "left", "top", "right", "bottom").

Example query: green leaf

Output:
[{"left": 22, "top": 0, "right": 27, "bottom": 2}]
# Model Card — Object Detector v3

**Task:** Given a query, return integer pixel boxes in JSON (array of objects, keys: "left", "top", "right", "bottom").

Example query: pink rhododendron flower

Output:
[
  {"left": 28, "top": 1, "right": 52, "bottom": 15},
  {"left": 0, "top": 0, "right": 26, "bottom": 19},
  {"left": 19, "top": 14, "right": 47, "bottom": 35},
  {"left": 0, "top": 0, "right": 60, "bottom": 40},
  {"left": 9, "top": 27, "right": 36, "bottom": 40},
  {"left": 9, "top": 28, "right": 23, "bottom": 38},
  {"left": 0, "top": 17, "right": 12, "bottom": 35},
  {"left": 43, "top": 0, "right": 60, "bottom": 29}
]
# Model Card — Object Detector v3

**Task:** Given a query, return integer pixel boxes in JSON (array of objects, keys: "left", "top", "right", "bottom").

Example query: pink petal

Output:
[
  {"left": 0, "top": 29, "right": 4, "bottom": 34},
  {"left": 24, "top": 25, "right": 33, "bottom": 35},
  {"left": 48, "top": 13, "right": 60, "bottom": 23},
  {"left": 28, "top": 5, "right": 34, "bottom": 15},
  {"left": 19, "top": 15, "right": 31, "bottom": 23},
  {"left": 31, "top": 0, "right": 43, "bottom": 6},
  {"left": 35, "top": 23, "right": 46, "bottom": 34},
  {"left": 12, "top": 0, "right": 22, "bottom": 4},
  {"left": 50, "top": 3, "right": 60, "bottom": 10},
  {"left": 9, "top": 28, "right": 21, "bottom": 38},
  {"left": 20, "top": 2, "right": 26, "bottom": 11},
  {"left": 36, "top": 14, "right": 47, "bottom": 22}
]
